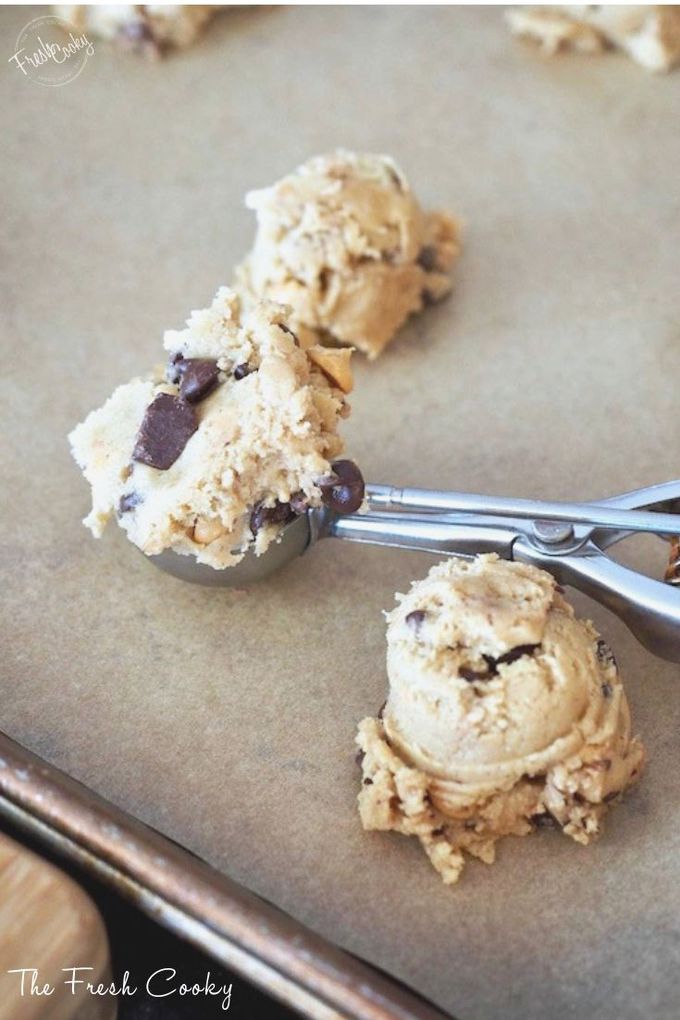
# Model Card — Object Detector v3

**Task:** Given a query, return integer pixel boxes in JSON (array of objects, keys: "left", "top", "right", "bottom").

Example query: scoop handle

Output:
[{"left": 515, "top": 538, "right": 680, "bottom": 663}]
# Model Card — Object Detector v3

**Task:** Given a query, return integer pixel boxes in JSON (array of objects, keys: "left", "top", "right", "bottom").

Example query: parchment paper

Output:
[{"left": 2, "top": 6, "right": 680, "bottom": 1019}]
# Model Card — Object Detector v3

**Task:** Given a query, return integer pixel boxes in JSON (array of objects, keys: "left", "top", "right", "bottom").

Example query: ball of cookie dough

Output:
[
  {"left": 235, "top": 150, "right": 461, "bottom": 359},
  {"left": 356, "top": 555, "right": 644, "bottom": 885},
  {"left": 69, "top": 287, "right": 358, "bottom": 570},
  {"left": 507, "top": 5, "right": 680, "bottom": 73},
  {"left": 54, "top": 5, "right": 220, "bottom": 56}
]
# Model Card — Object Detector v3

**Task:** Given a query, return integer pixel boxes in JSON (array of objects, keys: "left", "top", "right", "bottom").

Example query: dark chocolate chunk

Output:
[
  {"left": 250, "top": 500, "right": 295, "bottom": 537},
  {"left": 405, "top": 609, "right": 426, "bottom": 635},
  {"left": 118, "top": 491, "right": 142, "bottom": 515},
  {"left": 132, "top": 393, "right": 198, "bottom": 471},
  {"left": 417, "top": 245, "right": 438, "bottom": 272},
  {"left": 318, "top": 459, "right": 365, "bottom": 515},
  {"left": 431, "top": 827, "right": 445, "bottom": 837},
  {"left": 596, "top": 638, "right": 617, "bottom": 669},
  {"left": 289, "top": 491, "right": 309, "bottom": 516},
  {"left": 363, "top": 777, "right": 373, "bottom": 786},
  {"left": 531, "top": 812, "right": 557, "bottom": 829},
  {"left": 233, "top": 363, "right": 254, "bottom": 381},
  {"left": 601, "top": 682, "right": 613, "bottom": 699},
  {"left": 178, "top": 359, "right": 220, "bottom": 404}
]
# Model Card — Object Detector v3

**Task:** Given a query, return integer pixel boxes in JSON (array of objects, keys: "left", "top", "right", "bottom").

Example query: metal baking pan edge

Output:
[{"left": 0, "top": 730, "right": 452, "bottom": 1020}]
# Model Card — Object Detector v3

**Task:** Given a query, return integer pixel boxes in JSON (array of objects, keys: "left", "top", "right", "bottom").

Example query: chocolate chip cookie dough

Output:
[
  {"left": 54, "top": 5, "right": 221, "bottom": 57},
  {"left": 235, "top": 150, "right": 461, "bottom": 359},
  {"left": 356, "top": 555, "right": 644, "bottom": 885},
  {"left": 507, "top": 5, "right": 680, "bottom": 72},
  {"left": 69, "top": 287, "right": 361, "bottom": 570}
]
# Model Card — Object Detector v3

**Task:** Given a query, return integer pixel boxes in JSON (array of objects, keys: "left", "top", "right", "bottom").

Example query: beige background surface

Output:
[{"left": 2, "top": 6, "right": 680, "bottom": 1019}]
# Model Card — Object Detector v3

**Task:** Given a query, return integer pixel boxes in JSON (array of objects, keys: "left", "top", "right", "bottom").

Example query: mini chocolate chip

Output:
[
  {"left": 318, "top": 459, "right": 365, "bottom": 515},
  {"left": 531, "top": 812, "right": 557, "bottom": 829},
  {"left": 417, "top": 245, "right": 438, "bottom": 272},
  {"left": 178, "top": 359, "right": 220, "bottom": 404},
  {"left": 233, "top": 363, "right": 254, "bottom": 380},
  {"left": 118, "top": 491, "right": 142, "bottom": 514},
  {"left": 278, "top": 323, "right": 299, "bottom": 346},
  {"left": 250, "top": 500, "right": 295, "bottom": 537},
  {"left": 460, "top": 666, "right": 493, "bottom": 682},
  {"left": 363, "top": 777, "right": 373, "bottom": 786},
  {"left": 431, "top": 827, "right": 445, "bottom": 837},
  {"left": 355, "top": 749, "right": 365, "bottom": 768},
  {"left": 573, "top": 792, "right": 585, "bottom": 804},
  {"left": 596, "top": 638, "right": 617, "bottom": 669},
  {"left": 601, "top": 682, "right": 613, "bottom": 699},
  {"left": 289, "top": 491, "right": 309, "bottom": 515},
  {"left": 132, "top": 394, "right": 198, "bottom": 471},
  {"left": 495, "top": 643, "right": 541, "bottom": 667},
  {"left": 464, "top": 819, "right": 477, "bottom": 831},
  {"left": 405, "top": 609, "right": 426, "bottom": 635}
]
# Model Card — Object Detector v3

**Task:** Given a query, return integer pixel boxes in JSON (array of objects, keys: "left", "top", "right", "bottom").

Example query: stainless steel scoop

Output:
[{"left": 151, "top": 479, "right": 680, "bottom": 663}]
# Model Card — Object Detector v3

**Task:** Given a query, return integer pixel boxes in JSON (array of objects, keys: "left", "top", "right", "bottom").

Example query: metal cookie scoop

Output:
[{"left": 151, "top": 478, "right": 680, "bottom": 663}]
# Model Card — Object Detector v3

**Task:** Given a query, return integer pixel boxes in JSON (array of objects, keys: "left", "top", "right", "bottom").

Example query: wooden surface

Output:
[
  {"left": 2, "top": 6, "right": 680, "bottom": 1019},
  {"left": 0, "top": 833, "right": 115, "bottom": 1020}
]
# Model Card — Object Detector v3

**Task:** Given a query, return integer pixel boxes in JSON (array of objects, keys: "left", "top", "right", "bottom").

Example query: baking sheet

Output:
[{"left": 2, "top": 6, "right": 680, "bottom": 1019}]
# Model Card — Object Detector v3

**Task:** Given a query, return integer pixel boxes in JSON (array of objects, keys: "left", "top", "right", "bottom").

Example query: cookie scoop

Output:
[
  {"left": 235, "top": 150, "right": 461, "bottom": 358},
  {"left": 356, "top": 554, "right": 645, "bottom": 885}
]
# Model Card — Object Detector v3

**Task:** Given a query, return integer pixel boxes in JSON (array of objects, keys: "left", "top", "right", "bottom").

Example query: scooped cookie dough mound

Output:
[
  {"left": 69, "top": 287, "right": 358, "bottom": 570},
  {"left": 54, "top": 5, "right": 220, "bottom": 57},
  {"left": 235, "top": 150, "right": 461, "bottom": 359},
  {"left": 507, "top": 6, "right": 680, "bottom": 73},
  {"left": 356, "top": 555, "right": 644, "bottom": 885}
]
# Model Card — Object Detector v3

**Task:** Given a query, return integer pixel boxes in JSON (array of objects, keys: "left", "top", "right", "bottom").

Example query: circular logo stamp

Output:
[{"left": 8, "top": 15, "right": 94, "bottom": 87}]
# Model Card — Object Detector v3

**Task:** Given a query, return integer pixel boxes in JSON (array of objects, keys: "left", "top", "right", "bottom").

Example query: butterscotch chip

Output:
[{"left": 306, "top": 345, "right": 354, "bottom": 394}]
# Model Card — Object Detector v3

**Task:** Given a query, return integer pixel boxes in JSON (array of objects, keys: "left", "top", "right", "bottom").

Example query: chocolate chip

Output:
[
  {"left": 463, "top": 819, "right": 477, "bottom": 830},
  {"left": 405, "top": 610, "right": 426, "bottom": 635},
  {"left": 118, "top": 491, "right": 142, "bottom": 515},
  {"left": 363, "top": 777, "right": 373, "bottom": 786},
  {"left": 417, "top": 245, "right": 438, "bottom": 272},
  {"left": 495, "top": 643, "right": 541, "bottom": 667},
  {"left": 318, "top": 459, "right": 365, "bottom": 515},
  {"left": 460, "top": 665, "right": 493, "bottom": 683},
  {"left": 596, "top": 638, "right": 617, "bottom": 669},
  {"left": 431, "top": 827, "right": 445, "bottom": 837},
  {"left": 250, "top": 500, "right": 295, "bottom": 537},
  {"left": 377, "top": 701, "right": 386, "bottom": 720},
  {"left": 289, "top": 492, "right": 309, "bottom": 516},
  {"left": 178, "top": 359, "right": 220, "bottom": 404},
  {"left": 531, "top": 812, "right": 557, "bottom": 829},
  {"left": 355, "top": 749, "right": 365, "bottom": 768},
  {"left": 601, "top": 682, "right": 613, "bottom": 699},
  {"left": 278, "top": 323, "right": 299, "bottom": 346},
  {"left": 132, "top": 394, "right": 198, "bottom": 471},
  {"left": 234, "top": 363, "right": 254, "bottom": 380}
]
